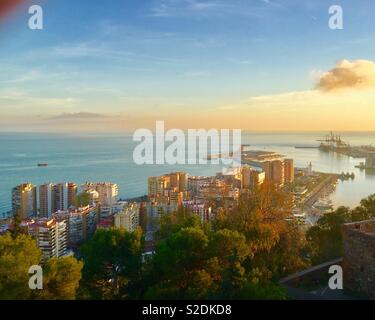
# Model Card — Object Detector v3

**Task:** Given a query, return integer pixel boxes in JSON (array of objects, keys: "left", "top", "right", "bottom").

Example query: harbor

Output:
[{"left": 318, "top": 132, "right": 375, "bottom": 161}]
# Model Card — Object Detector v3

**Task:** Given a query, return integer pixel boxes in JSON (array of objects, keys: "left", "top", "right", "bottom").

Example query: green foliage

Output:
[
  {"left": 351, "top": 194, "right": 375, "bottom": 221},
  {"left": 145, "top": 223, "right": 286, "bottom": 299},
  {"left": 34, "top": 257, "right": 83, "bottom": 300},
  {"left": 216, "top": 183, "right": 309, "bottom": 279},
  {"left": 75, "top": 191, "right": 91, "bottom": 207},
  {"left": 155, "top": 206, "right": 201, "bottom": 241},
  {"left": 0, "top": 232, "right": 83, "bottom": 300},
  {"left": 306, "top": 206, "right": 351, "bottom": 264},
  {"left": 306, "top": 194, "right": 375, "bottom": 265},
  {"left": 6, "top": 188, "right": 374, "bottom": 300},
  {"left": 146, "top": 227, "right": 212, "bottom": 299},
  {"left": 80, "top": 227, "right": 144, "bottom": 299},
  {"left": 10, "top": 210, "right": 26, "bottom": 239},
  {"left": 237, "top": 280, "right": 286, "bottom": 300},
  {"left": 0, "top": 233, "right": 41, "bottom": 299}
]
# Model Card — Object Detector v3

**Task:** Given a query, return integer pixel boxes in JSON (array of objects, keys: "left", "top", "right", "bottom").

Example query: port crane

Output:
[{"left": 317, "top": 132, "right": 350, "bottom": 149}]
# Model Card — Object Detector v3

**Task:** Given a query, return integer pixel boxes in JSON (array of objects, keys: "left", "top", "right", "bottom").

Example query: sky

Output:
[{"left": 1, "top": 0, "right": 375, "bottom": 132}]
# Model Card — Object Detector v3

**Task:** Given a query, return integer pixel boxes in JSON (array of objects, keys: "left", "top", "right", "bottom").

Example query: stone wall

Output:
[{"left": 342, "top": 220, "right": 375, "bottom": 297}]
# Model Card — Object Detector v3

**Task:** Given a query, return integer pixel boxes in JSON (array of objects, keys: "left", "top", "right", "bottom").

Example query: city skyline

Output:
[{"left": 2, "top": 0, "right": 375, "bottom": 132}]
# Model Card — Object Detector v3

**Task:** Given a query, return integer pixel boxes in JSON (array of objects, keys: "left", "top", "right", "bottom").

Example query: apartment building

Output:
[
  {"left": 12, "top": 183, "right": 37, "bottom": 219},
  {"left": 81, "top": 182, "right": 118, "bottom": 217},
  {"left": 28, "top": 218, "right": 68, "bottom": 262},
  {"left": 39, "top": 182, "right": 77, "bottom": 218},
  {"left": 54, "top": 205, "right": 97, "bottom": 247},
  {"left": 114, "top": 202, "right": 139, "bottom": 232}
]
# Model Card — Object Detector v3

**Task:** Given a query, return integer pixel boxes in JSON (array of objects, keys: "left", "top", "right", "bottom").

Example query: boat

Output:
[
  {"left": 339, "top": 172, "right": 355, "bottom": 180},
  {"left": 37, "top": 163, "right": 48, "bottom": 167},
  {"left": 317, "top": 132, "right": 350, "bottom": 152},
  {"left": 355, "top": 162, "right": 365, "bottom": 169}
]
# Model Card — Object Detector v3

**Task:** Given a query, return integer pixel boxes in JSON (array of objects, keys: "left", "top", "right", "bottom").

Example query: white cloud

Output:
[{"left": 316, "top": 59, "right": 375, "bottom": 92}]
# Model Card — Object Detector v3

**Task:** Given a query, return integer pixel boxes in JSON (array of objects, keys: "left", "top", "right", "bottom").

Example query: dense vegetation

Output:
[
  {"left": 1, "top": 185, "right": 375, "bottom": 300},
  {"left": 307, "top": 194, "right": 375, "bottom": 264}
]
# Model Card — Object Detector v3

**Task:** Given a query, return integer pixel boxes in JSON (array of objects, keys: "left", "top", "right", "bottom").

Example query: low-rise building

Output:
[{"left": 114, "top": 202, "right": 139, "bottom": 232}]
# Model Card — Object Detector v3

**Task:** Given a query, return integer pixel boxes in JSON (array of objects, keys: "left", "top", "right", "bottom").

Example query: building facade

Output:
[
  {"left": 12, "top": 183, "right": 37, "bottom": 219},
  {"left": 284, "top": 158, "right": 295, "bottom": 183},
  {"left": 114, "top": 202, "right": 140, "bottom": 232},
  {"left": 82, "top": 182, "right": 118, "bottom": 217},
  {"left": 28, "top": 218, "right": 68, "bottom": 262},
  {"left": 39, "top": 182, "right": 77, "bottom": 218},
  {"left": 54, "top": 205, "right": 98, "bottom": 247}
]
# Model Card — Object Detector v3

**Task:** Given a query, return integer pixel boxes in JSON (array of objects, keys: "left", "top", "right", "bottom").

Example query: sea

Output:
[{"left": 1, "top": 131, "right": 375, "bottom": 217}]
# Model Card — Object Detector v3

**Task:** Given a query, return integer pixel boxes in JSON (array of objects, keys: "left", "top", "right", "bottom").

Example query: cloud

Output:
[
  {"left": 150, "top": 0, "right": 227, "bottom": 17},
  {"left": 47, "top": 112, "right": 106, "bottom": 121},
  {"left": 148, "top": 0, "right": 268, "bottom": 18},
  {"left": 316, "top": 59, "right": 375, "bottom": 92},
  {"left": 211, "top": 59, "right": 375, "bottom": 130}
]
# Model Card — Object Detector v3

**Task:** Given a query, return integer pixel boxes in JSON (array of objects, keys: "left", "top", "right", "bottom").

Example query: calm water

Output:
[{"left": 1, "top": 132, "right": 375, "bottom": 215}]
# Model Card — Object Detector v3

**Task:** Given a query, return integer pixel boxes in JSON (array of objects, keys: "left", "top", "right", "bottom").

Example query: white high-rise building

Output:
[
  {"left": 82, "top": 182, "right": 118, "bottom": 217},
  {"left": 28, "top": 218, "right": 68, "bottom": 262},
  {"left": 114, "top": 202, "right": 139, "bottom": 232},
  {"left": 54, "top": 205, "right": 98, "bottom": 247}
]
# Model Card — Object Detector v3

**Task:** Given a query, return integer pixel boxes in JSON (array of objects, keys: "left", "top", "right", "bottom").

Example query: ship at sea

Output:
[
  {"left": 317, "top": 132, "right": 350, "bottom": 152},
  {"left": 318, "top": 132, "right": 375, "bottom": 159},
  {"left": 37, "top": 163, "right": 48, "bottom": 167}
]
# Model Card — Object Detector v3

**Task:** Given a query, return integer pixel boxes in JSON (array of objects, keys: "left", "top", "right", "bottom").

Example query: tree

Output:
[
  {"left": 215, "top": 182, "right": 308, "bottom": 279},
  {"left": 306, "top": 194, "right": 375, "bottom": 265},
  {"left": 216, "top": 183, "right": 294, "bottom": 254},
  {"left": 351, "top": 194, "right": 375, "bottom": 221},
  {"left": 75, "top": 191, "right": 91, "bottom": 207},
  {"left": 237, "top": 280, "right": 286, "bottom": 300},
  {"left": 0, "top": 233, "right": 41, "bottom": 299},
  {"left": 34, "top": 256, "right": 83, "bottom": 300},
  {"left": 155, "top": 206, "right": 201, "bottom": 241},
  {"left": 145, "top": 227, "right": 214, "bottom": 299},
  {"left": 306, "top": 206, "right": 351, "bottom": 264},
  {"left": 10, "top": 209, "right": 26, "bottom": 239},
  {"left": 80, "top": 228, "right": 144, "bottom": 299},
  {"left": 208, "top": 229, "right": 251, "bottom": 298}
]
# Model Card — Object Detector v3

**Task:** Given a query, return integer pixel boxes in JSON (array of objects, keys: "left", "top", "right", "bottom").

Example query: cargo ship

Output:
[
  {"left": 318, "top": 132, "right": 375, "bottom": 158},
  {"left": 317, "top": 132, "right": 350, "bottom": 152}
]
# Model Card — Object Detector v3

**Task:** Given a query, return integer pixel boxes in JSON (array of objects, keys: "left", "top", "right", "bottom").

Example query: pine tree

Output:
[{"left": 10, "top": 209, "right": 24, "bottom": 239}]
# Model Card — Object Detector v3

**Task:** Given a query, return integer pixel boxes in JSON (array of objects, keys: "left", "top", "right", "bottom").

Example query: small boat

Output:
[{"left": 37, "top": 163, "right": 48, "bottom": 167}]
